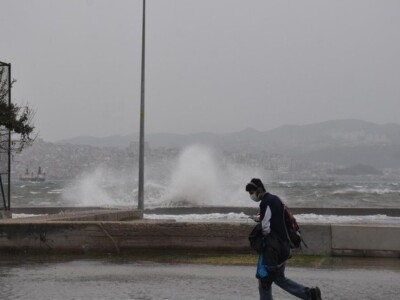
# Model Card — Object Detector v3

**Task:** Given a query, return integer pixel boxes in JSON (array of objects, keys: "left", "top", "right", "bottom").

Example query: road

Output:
[{"left": 0, "top": 258, "right": 399, "bottom": 300}]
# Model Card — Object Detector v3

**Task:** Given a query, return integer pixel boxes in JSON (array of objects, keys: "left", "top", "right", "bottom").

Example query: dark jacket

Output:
[{"left": 259, "top": 193, "right": 290, "bottom": 266}]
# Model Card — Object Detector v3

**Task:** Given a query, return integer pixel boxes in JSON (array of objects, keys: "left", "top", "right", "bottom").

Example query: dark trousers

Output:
[{"left": 258, "top": 263, "right": 310, "bottom": 300}]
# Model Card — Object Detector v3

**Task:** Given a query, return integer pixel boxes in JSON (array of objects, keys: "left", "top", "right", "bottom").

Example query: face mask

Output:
[{"left": 250, "top": 192, "right": 259, "bottom": 202}]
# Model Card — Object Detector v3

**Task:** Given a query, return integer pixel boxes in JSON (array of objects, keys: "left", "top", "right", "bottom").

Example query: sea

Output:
[{"left": 8, "top": 179, "right": 400, "bottom": 224}]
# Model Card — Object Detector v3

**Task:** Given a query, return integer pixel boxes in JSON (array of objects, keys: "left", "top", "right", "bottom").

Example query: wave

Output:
[
  {"left": 332, "top": 187, "right": 399, "bottom": 195},
  {"left": 296, "top": 214, "right": 400, "bottom": 225},
  {"left": 47, "top": 189, "right": 64, "bottom": 194},
  {"left": 144, "top": 212, "right": 251, "bottom": 222},
  {"left": 12, "top": 213, "right": 48, "bottom": 219},
  {"left": 144, "top": 213, "right": 400, "bottom": 225}
]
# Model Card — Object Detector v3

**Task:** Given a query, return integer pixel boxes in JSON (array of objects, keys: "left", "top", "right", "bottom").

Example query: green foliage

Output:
[{"left": 0, "top": 66, "right": 35, "bottom": 152}]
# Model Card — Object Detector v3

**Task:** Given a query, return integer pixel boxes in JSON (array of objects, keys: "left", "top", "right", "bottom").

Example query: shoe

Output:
[{"left": 310, "top": 286, "right": 322, "bottom": 300}]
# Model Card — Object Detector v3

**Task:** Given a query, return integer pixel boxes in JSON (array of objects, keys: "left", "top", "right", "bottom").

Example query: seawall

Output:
[{"left": 0, "top": 208, "right": 399, "bottom": 257}]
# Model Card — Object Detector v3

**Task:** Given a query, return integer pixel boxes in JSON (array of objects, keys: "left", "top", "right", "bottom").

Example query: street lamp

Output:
[{"left": 138, "top": 0, "right": 146, "bottom": 211}]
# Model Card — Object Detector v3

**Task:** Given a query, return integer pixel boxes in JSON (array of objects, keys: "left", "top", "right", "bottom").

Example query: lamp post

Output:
[{"left": 138, "top": 0, "right": 146, "bottom": 211}]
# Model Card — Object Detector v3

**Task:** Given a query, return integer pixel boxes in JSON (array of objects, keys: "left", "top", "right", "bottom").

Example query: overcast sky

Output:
[{"left": 1, "top": 0, "right": 399, "bottom": 142}]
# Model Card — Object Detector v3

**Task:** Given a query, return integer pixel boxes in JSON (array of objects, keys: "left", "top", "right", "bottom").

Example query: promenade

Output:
[{"left": 0, "top": 257, "right": 399, "bottom": 300}]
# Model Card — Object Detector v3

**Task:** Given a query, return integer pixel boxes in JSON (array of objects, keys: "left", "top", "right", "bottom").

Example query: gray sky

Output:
[{"left": 1, "top": 0, "right": 399, "bottom": 142}]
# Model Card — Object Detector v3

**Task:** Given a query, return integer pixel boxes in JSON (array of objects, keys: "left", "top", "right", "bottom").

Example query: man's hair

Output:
[{"left": 245, "top": 178, "right": 266, "bottom": 193}]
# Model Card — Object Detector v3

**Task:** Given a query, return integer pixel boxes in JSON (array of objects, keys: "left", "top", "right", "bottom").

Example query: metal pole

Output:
[
  {"left": 7, "top": 63, "right": 11, "bottom": 210},
  {"left": 138, "top": 0, "right": 146, "bottom": 211},
  {"left": 0, "top": 176, "right": 6, "bottom": 209}
]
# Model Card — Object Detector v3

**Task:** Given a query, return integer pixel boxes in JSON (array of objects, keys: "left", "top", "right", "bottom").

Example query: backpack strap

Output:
[{"left": 278, "top": 197, "right": 308, "bottom": 249}]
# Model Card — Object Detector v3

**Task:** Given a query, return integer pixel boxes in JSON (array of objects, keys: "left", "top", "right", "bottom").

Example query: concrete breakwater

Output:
[{"left": 0, "top": 208, "right": 399, "bottom": 257}]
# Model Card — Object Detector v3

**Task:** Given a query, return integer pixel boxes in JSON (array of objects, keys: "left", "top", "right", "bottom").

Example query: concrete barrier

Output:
[
  {"left": 332, "top": 224, "right": 400, "bottom": 257},
  {"left": 46, "top": 209, "right": 143, "bottom": 222},
  {"left": 294, "top": 224, "right": 332, "bottom": 256},
  {"left": 0, "top": 221, "right": 252, "bottom": 254},
  {"left": 0, "top": 209, "right": 399, "bottom": 257}
]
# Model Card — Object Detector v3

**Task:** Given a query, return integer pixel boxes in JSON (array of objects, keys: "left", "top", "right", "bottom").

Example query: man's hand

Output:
[{"left": 250, "top": 214, "right": 260, "bottom": 222}]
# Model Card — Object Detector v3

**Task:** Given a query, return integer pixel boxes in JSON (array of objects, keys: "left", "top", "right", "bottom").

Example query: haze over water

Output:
[{"left": 11, "top": 146, "right": 400, "bottom": 209}]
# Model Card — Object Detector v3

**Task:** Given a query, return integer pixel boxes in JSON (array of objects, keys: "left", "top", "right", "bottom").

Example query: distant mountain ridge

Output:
[
  {"left": 57, "top": 119, "right": 400, "bottom": 169},
  {"left": 58, "top": 135, "right": 136, "bottom": 149},
  {"left": 57, "top": 119, "right": 400, "bottom": 150}
]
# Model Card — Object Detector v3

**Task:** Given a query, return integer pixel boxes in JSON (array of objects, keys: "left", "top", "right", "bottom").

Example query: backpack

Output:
[{"left": 279, "top": 199, "right": 307, "bottom": 249}]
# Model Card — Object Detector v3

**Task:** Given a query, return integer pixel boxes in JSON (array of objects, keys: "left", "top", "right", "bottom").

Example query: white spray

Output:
[
  {"left": 62, "top": 166, "right": 136, "bottom": 207},
  {"left": 161, "top": 145, "right": 264, "bottom": 207},
  {"left": 161, "top": 145, "right": 221, "bottom": 206},
  {"left": 62, "top": 145, "right": 264, "bottom": 207}
]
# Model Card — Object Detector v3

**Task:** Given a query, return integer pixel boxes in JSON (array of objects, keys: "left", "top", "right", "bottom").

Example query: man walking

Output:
[{"left": 246, "top": 178, "right": 322, "bottom": 300}]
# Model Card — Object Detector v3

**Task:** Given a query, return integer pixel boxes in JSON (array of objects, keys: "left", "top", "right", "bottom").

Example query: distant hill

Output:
[
  {"left": 57, "top": 134, "right": 136, "bottom": 149},
  {"left": 299, "top": 144, "right": 400, "bottom": 169},
  {"left": 57, "top": 119, "right": 400, "bottom": 169}
]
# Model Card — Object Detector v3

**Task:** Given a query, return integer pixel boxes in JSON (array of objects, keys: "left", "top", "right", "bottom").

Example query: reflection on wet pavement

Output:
[{"left": 0, "top": 258, "right": 399, "bottom": 300}]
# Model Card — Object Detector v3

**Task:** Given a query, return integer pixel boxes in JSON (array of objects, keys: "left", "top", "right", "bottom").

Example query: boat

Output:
[{"left": 19, "top": 167, "right": 46, "bottom": 182}]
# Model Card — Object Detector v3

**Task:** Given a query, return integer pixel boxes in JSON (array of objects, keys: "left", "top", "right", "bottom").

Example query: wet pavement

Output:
[{"left": 0, "top": 258, "right": 399, "bottom": 300}]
